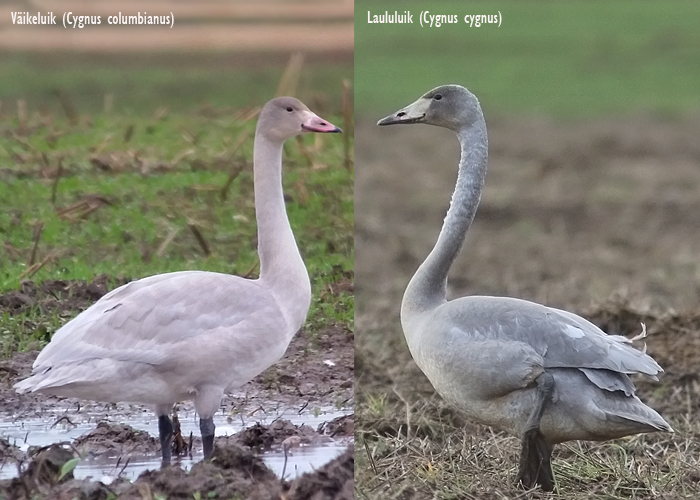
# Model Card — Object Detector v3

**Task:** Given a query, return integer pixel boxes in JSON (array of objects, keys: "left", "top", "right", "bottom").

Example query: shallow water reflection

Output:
[{"left": 0, "top": 407, "right": 351, "bottom": 481}]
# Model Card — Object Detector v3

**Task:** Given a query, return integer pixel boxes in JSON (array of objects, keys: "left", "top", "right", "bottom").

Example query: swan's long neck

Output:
[
  {"left": 253, "top": 132, "right": 312, "bottom": 329},
  {"left": 402, "top": 113, "right": 488, "bottom": 320}
]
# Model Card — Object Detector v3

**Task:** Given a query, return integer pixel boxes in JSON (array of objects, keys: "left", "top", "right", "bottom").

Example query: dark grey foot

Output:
[
  {"left": 200, "top": 416, "right": 216, "bottom": 459},
  {"left": 158, "top": 415, "right": 173, "bottom": 466},
  {"left": 517, "top": 428, "right": 554, "bottom": 491},
  {"left": 516, "top": 371, "right": 555, "bottom": 491}
]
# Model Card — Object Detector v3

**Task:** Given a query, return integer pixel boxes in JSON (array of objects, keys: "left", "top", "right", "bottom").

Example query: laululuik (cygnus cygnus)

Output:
[{"left": 377, "top": 84, "right": 671, "bottom": 491}]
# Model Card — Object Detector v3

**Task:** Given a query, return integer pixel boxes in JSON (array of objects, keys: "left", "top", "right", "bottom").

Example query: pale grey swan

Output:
[
  {"left": 15, "top": 97, "right": 341, "bottom": 464},
  {"left": 377, "top": 85, "right": 671, "bottom": 491}
]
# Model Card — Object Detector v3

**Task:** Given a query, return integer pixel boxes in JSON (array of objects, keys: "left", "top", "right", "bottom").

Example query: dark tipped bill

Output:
[
  {"left": 377, "top": 97, "right": 430, "bottom": 126},
  {"left": 377, "top": 112, "right": 426, "bottom": 126},
  {"left": 301, "top": 110, "right": 342, "bottom": 133}
]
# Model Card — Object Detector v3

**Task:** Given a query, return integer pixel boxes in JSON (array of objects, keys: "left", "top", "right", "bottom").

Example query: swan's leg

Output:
[
  {"left": 195, "top": 385, "right": 223, "bottom": 459},
  {"left": 516, "top": 371, "right": 555, "bottom": 491},
  {"left": 200, "top": 417, "right": 216, "bottom": 458},
  {"left": 158, "top": 416, "right": 173, "bottom": 465},
  {"left": 155, "top": 404, "right": 174, "bottom": 465}
]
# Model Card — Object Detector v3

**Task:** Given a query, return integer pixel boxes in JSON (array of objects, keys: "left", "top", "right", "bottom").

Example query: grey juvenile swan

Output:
[
  {"left": 377, "top": 85, "right": 671, "bottom": 491},
  {"left": 15, "top": 97, "right": 341, "bottom": 464}
]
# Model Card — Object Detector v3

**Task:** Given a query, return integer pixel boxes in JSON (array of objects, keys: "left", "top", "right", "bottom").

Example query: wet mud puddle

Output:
[{"left": 0, "top": 406, "right": 352, "bottom": 482}]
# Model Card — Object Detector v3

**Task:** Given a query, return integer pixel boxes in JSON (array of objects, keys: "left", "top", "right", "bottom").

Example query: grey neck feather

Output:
[
  {"left": 252, "top": 131, "right": 310, "bottom": 299},
  {"left": 401, "top": 109, "right": 488, "bottom": 319}
]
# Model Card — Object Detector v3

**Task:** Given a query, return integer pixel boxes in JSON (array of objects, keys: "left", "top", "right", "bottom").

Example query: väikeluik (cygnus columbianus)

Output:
[
  {"left": 15, "top": 97, "right": 341, "bottom": 464},
  {"left": 377, "top": 84, "right": 671, "bottom": 491}
]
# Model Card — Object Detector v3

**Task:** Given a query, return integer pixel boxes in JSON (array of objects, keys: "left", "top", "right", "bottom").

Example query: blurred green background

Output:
[
  {"left": 356, "top": 0, "right": 700, "bottom": 117},
  {"left": 0, "top": 52, "right": 350, "bottom": 117}
]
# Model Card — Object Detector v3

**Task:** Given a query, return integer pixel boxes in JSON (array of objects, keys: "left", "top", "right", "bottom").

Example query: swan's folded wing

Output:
[
  {"left": 447, "top": 296, "right": 662, "bottom": 379},
  {"left": 539, "top": 306, "right": 661, "bottom": 378},
  {"left": 32, "top": 271, "right": 278, "bottom": 370}
]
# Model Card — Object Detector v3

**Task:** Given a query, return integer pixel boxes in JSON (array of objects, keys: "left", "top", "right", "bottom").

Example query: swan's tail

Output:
[
  {"left": 602, "top": 396, "right": 673, "bottom": 436},
  {"left": 550, "top": 368, "right": 672, "bottom": 442}
]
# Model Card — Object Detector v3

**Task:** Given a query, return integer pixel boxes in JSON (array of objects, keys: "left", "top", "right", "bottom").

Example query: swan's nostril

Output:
[{"left": 397, "top": 112, "right": 406, "bottom": 117}]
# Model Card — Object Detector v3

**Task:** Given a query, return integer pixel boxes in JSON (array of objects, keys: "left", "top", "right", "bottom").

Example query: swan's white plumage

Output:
[{"left": 17, "top": 271, "right": 293, "bottom": 408}]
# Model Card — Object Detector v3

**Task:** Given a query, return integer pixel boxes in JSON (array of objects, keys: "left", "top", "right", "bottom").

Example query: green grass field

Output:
[
  {"left": 356, "top": 0, "right": 700, "bottom": 117},
  {"left": 0, "top": 59, "right": 353, "bottom": 356}
]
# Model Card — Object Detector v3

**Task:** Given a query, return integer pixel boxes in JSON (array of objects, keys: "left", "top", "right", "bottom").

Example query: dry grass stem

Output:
[
  {"left": 19, "top": 251, "right": 60, "bottom": 280},
  {"left": 55, "top": 90, "right": 77, "bottom": 125},
  {"left": 242, "top": 259, "right": 259, "bottom": 279},
  {"left": 55, "top": 195, "right": 111, "bottom": 222},
  {"left": 155, "top": 228, "right": 180, "bottom": 258},
  {"left": 28, "top": 221, "right": 44, "bottom": 266},
  {"left": 187, "top": 221, "right": 211, "bottom": 257},
  {"left": 276, "top": 52, "right": 305, "bottom": 97},
  {"left": 50, "top": 159, "right": 65, "bottom": 204},
  {"left": 16, "top": 99, "right": 27, "bottom": 130},
  {"left": 219, "top": 162, "right": 247, "bottom": 201},
  {"left": 341, "top": 78, "right": 353, "bottom": 170}
]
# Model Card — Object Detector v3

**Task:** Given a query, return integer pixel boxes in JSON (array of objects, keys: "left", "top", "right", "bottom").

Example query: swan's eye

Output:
[
  {"left": 286, "top": 106, "right": 293, "bottom": 112},
  {"left": 434, "top": 94, "right": 442, "bottom": 101}
]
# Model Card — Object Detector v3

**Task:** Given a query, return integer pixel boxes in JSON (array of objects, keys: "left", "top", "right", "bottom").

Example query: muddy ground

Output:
[
  {"left": 0, "top": 422, "right": 353, "bottom": 500},
  {"left": 0, "top": 276, "right": 353, "bottom": 499},
  {"left": 355, "top": 115, "right": 700, "bottom": 498}
]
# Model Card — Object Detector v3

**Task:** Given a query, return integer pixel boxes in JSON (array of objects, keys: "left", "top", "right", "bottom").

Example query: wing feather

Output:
[
  {"left": 32, "top": 271, "right": 279, "bottom": 371},
  {"left": 443, "top": 296, "right": 662, "bottom": 383}
]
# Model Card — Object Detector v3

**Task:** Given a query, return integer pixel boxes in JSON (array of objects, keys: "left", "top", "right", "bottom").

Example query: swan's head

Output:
[
  {"left": 377, "top": 85, "right": 481, "bottom": 131},
  {"left": 257, "top": 97, "right": 341, "bottom": 142}
]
